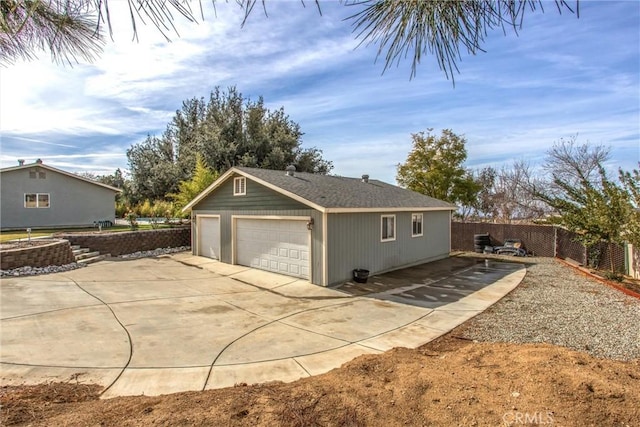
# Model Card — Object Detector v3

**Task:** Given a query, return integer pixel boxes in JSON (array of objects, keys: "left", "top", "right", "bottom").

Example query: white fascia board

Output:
[
  {"left": 235, "top": 173, "right": 326, "bottom": 212},
  {"left": 324, "top": 207, "right": 457, "bottom": 214}
]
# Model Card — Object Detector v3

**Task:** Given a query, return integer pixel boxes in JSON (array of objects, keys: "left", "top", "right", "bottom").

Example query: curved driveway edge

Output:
[{"left": 0, "top": 253, "right": 526, "bottom": 398}]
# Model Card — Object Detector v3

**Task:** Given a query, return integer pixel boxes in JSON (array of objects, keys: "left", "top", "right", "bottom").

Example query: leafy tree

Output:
[
  {"left": 619, "top": 165, "right": 640, "bottom": 246},
  {"left": 169, "top": 154, "right": 218, "bottom": 215},
  {"left": 126, "top": 135, "right": 180, "bottom": 203},
  {"left": 96, "top": 168, "right": 126, "bottom": 189},
  {"left": 2, "top": 1, "right": 578, "bottom": 79},
  {"left": 127, "top": 86, "right": 332, "bottom": 201},
  {"left": 535, "top": 141, "right": 633, "bottom": 272},
  {"left": 396, "top": 129, "right": 479, "bottom": 207}
]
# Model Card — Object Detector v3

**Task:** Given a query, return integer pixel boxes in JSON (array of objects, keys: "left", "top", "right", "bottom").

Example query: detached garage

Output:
[{"left": 183, "top": 166, "right": 456, "bottom": 287}]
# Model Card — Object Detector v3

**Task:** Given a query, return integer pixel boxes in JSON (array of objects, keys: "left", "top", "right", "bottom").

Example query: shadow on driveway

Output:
[{"left": 334, "top": 256, "right": 525, "bottom": 309}]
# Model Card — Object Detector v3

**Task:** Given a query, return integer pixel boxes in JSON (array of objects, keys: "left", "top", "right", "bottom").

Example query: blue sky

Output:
[{"left": 1, "top": 1, "right": 638, "bottom": 184}]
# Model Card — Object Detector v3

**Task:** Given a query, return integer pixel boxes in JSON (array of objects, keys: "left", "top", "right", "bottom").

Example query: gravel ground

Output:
[
  {"left": 0, "top": 263, "right": 85, "bottom": 278},
  {"left": 117, "top": 246, "right": 190, "bottom": 260},
  {"left": 459, "top": 256, "right": 640, "bottom": 361}
]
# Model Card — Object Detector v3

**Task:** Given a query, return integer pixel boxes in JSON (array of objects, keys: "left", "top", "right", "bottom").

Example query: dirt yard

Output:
[{"left": 1, "top": 335, "right": 638, "bottom": 426}]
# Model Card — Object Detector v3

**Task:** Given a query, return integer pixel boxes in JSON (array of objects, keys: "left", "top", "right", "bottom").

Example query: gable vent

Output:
[{"left": 285, "top": 165, "right": 296, "bottom": 177}]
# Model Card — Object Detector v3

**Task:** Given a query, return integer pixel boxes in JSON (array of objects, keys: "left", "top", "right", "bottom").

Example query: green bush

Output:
[{"left": 604, "top": 271, "right": 624, "bottom": 282}]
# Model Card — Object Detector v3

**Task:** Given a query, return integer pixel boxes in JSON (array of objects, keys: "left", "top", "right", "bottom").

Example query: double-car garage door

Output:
[{"left": 197, "top": 216, "right": 310, "bottom": 280}]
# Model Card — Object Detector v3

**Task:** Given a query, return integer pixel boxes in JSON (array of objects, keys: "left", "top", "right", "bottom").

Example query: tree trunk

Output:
[{"left": 609, "top": 241, "right": 615, "bottom": 273}]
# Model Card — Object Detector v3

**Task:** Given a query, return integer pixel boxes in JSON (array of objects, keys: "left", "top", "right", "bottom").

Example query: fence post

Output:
[{"left": 553, "top": 226, "right": 557, "bottom": 258}]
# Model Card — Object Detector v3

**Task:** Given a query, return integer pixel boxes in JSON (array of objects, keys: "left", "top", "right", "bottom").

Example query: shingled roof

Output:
[{"left": 185, "top": 166, "right": 456, "bottom": 213}]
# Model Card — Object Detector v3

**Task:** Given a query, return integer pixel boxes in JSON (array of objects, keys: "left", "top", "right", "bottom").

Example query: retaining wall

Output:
[
  {"left": 58, "top": 227, "right": 190, "bottom": 256},
  {"left": 1, "top": 240, "right": 76, "bottom": 270}
]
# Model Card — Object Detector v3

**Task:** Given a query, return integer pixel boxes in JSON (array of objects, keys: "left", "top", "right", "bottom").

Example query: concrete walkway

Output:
[{"left": 0, "top": 253, "right": 525, "bottom": 398}]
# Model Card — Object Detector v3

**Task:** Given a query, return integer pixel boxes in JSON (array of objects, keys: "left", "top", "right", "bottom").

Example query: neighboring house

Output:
[
  {"left": 0, "top": 160, "right": 121, "bottom": 230},
  {"left": 183, "top": 166, "right": 456, "bottom": 286}
]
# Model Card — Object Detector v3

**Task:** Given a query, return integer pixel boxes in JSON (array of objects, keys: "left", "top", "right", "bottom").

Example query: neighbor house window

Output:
[
  {"left": 412, "top": 213, "right": 423, "bottom": 237},
  {"left": 39, "top": 171, "right": 46, "bottom": 179},
  {"left": 233, "top": 177, "right": 246, "bottom": 195},
  {"left": 24, "top": 193, "right": 49, "bottom": 208},
  {"left": 381, "top": 215, "right": 396, "bottom": 242}
]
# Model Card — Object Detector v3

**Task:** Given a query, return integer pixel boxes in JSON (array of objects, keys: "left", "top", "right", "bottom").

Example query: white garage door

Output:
[
  {"left": 236, "top": 218, "right": 310, "bottom": 279},
  {"left": 198, "top": 216, "right": 220, "bottom": 259}
]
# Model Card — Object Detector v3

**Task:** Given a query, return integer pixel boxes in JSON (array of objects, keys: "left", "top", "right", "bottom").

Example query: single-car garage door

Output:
[
  {"left": 198, "top": 216, "right": 220, "bottom": 259},
  {"left": 236, "top": 218, "right": 310, "bottom": 279}
]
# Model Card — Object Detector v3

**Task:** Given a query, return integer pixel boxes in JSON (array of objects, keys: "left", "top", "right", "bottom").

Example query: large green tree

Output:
[
  {"left": 127, "top": 86, "right": 332, "bottom": 201},
  {"left": 396, "top": 129, "right": 479, "bottom": 207},
  {"left": 2, "top": 1, "right": 578, "bottom": 79},
  {"left": 619, "top": 165, "right": 640, "bottom": 247},
  {"left": 126, "top": 135, "right": 180, "bottom": 203}
]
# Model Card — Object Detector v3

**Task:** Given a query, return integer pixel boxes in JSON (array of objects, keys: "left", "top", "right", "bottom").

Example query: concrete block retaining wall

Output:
[
  {"left": 58, "top": 227, "right": 190, "bottom": 257},
  {"left": 1, "top": 240, "right": 76, "bottom": 270}
]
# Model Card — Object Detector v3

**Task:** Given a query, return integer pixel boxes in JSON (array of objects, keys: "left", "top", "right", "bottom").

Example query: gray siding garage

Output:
[
  {"left": 184, "top": 166, "right": 455, "bottom": 287},
  {"left": 326, "top": 210, "right": 452, "bottom": 285}
]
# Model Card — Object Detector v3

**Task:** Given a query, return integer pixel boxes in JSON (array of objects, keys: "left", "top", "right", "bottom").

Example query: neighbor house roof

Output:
[
  {"left": 0, "top": 162, "right": 122, "bottom": 193},
  {"left": 184, "top": 166, "right": 457, "bottom": 213}
]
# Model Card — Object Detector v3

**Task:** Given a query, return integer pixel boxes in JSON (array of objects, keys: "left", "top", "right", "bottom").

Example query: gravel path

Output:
[{"left": 459, "top": 256, "right": 640, "bottom": 361}]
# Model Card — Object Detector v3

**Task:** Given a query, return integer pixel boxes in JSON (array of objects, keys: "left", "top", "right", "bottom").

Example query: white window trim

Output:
[
  {"left": 233, "top": 177, "right": 246, "bottom": 196},
  {"left": 381, "top": 214, "right": 396, "bottom": 242},
  {"left": 24, "top": 193, "right": 50, "bottom": 209},
  {"left": 411, "top": 213, "right": 423, "bottom": 237}
]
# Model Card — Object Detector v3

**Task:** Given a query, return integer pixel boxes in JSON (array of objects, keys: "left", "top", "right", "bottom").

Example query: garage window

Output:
[
  {"left": 233, "top": 177, "right": 246, "bottom": 196},
  {"left": 381, "top": 215, "right": 395, "bottom": 242},
  {"left": 412, "top": 213, "right": 423, "bottom": 237},
  {"left": 25, "top": 193, "right": 49, "bottom": 208}
]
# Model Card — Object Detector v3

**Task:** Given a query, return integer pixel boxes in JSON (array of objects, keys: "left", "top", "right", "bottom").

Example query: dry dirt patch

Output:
[{"left": 2, "top": 335, "right": 638, "bottom": 426}]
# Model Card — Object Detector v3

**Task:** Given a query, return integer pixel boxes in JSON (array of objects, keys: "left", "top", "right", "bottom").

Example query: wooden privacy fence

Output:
[{"left": 451, "top": 222, "right": 626, "bottom": 273}]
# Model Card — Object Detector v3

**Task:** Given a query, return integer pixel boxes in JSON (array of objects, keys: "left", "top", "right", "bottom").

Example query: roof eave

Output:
[
  {"left": 324, "top": 206, "right": 457, "bottom": 214},
  {"left": 0, "top": 163, "right": 122, "bottom": 192},
  {"left": 181, "top": 167, "right": 237, "bottom": 213},
  {"left": 183, "top": 167, "right": 327, "bottom": 213}
]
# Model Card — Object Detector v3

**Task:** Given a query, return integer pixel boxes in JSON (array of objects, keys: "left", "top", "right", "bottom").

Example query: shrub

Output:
[{"left": 125, "top": 211, "right": 138, "bottom": 230}]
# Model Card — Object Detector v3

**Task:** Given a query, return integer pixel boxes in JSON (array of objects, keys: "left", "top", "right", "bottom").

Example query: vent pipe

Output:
[
  {"left": 18, "top": 159, "right": 24, "bottom": 166},
  {"left": 285, "top": 165, "right": 296, "bottom": 177},
  {"left": 35, "top": 158, "right": 43, "bottom": 164},
  {"left": 362, "top": 174, "right": 369, "bottom": 183}
]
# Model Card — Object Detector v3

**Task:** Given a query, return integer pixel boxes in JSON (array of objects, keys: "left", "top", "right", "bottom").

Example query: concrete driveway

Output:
[{"left": 0, "top": 252, "right": 525, "bottom": 398}]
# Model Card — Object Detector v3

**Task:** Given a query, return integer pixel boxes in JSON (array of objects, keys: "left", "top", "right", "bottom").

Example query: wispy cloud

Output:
[{"left": 1, "top": 1, "right": 638, "bottom": 183}]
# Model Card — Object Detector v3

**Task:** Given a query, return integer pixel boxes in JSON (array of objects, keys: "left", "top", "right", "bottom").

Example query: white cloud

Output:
[{"left": 1, "top": 0, "right": 637, "bottom": 182}]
